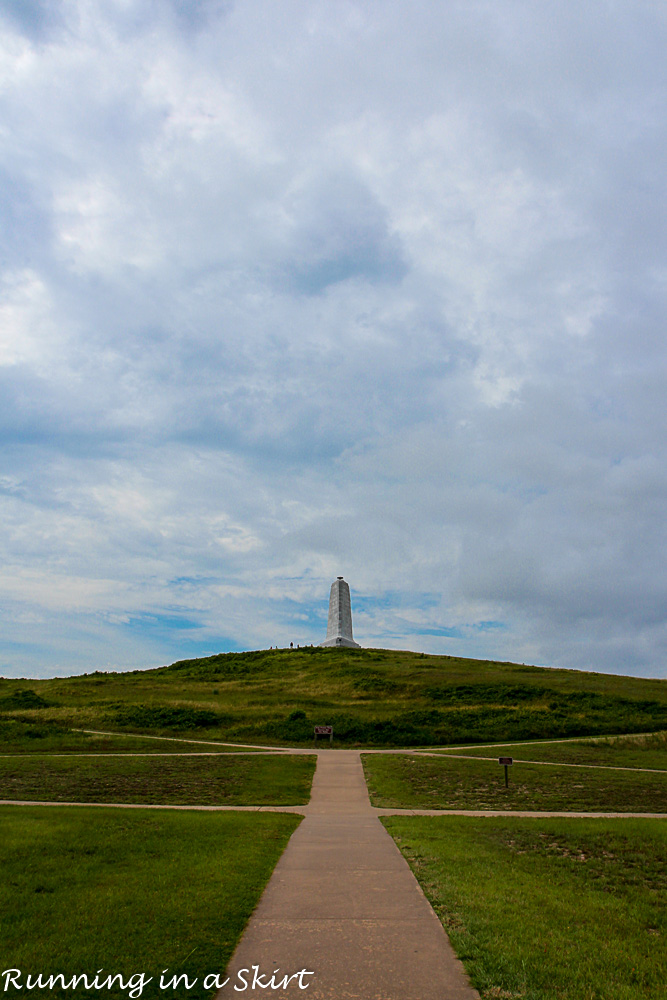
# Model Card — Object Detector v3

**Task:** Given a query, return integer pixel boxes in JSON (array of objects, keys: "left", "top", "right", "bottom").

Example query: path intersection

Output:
[
  {"left": 217, "top": 749, "right": 479, "bottom": 1000},
  {"left": 3, "top": 733, "right": 666, "bottom": 999}
]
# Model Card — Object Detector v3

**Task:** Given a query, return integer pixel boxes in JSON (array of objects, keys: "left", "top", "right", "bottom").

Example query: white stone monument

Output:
[{"left": 320, "top": 576, "right": 361, "bottom": 648}]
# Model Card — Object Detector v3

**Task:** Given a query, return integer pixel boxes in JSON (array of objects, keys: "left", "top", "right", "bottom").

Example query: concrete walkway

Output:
[
  {"left": 416, "top": 751, "right": 667, "bottom": 773},
  {"left": 3, "top": 799, "right": 664, "bottom": 819},
  {"left": 216, "top": 751, "right": 479, "bottom": 1000}
]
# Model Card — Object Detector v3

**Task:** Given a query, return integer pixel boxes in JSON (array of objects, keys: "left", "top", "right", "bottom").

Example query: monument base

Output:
[{"left": 319, "top": 636, "right": 361, "bottom": 649}]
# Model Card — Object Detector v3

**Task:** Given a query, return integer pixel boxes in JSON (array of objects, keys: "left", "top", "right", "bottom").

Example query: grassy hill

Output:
[{"left": 1, "top": 646, "right": 666, "bottom": 748}]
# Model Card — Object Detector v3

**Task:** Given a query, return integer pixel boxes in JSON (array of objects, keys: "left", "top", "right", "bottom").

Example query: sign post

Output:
[
  {"left": 498, "top": 756, "right": 513, "bottom": 787},
  {"left": 314, "top": 725, "right": 333, "bottom": 746}
]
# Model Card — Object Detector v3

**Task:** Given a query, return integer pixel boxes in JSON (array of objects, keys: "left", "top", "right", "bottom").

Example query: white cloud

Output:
[
  {"left": 0, "top": 270, "right": 57, "bottom": 367},
  {"left": 0, "top": 0, "right": 666, "bottom": 677}
]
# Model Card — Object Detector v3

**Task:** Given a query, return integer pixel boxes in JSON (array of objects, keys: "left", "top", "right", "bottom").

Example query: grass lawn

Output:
[
  {"left": 362, "top": 753, "right": 667, "bottom": 812},
  {"left": 383, "top": 815, "right": 667, "bottom": 1000},
  {"left": 0, "top": 753, "right": 316, "bottom": 806},
  {"left": 0, "top": 721, "right": 265, "bottom": 755},
  {"left": 432, "top": 731, "right": 667, "bottom": 771},
  {"left": 0, "top": 806, "right": 300, "bottom": 1000}
]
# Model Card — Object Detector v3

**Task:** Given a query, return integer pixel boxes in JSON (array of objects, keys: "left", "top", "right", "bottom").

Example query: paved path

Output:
[
  {"left": 77, "top": 729, "right": 289, "bottom": 750},
  {"left": 373, "top": 807, "right": 667, "bottom": 818},
  {"left": 5, "top": 729, "right": 665, "bottom": 999},
  {"left": 4, "top": 749, "right": 665, "bottom": 773},
  {"left": 216, "top": 751, "right": 479, "bottom": 1000},
  {"left": 416, "top": 751, "right": 667, "bottom": 773},
  {"left": 417, "top": 732, "right": 664, "bottom": 751},
  {"left": 0, "top": 752, "right": 285, "bottom": 758},
  {"left": 3, "top": 799, "right": 665, "bottom": 819}
]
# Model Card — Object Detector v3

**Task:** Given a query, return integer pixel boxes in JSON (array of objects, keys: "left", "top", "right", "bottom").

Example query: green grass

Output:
[
  {"left": 2, "top": 647, "right": 667, "bottom": 748},
  {"left": 0, "top": 753, "right": 315, "bottom": 806},
  {"left": 0, "top": 806, "right": 300, "bottom": 1000},
  {"left": 0, "top": 720, "right": 264, "bottom": 754},
  {"left": 433, "top": 731, "right": 667, "bottom": 770},
  {"left": 383, "top": 816, "right": 667, "bottom": 1000},
  {"left": 362, "top": 753, "right": 667, "bottom": 812}
]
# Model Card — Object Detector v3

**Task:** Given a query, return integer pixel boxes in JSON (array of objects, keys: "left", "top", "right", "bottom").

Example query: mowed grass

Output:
[
  {"left": 0, "top": 754, "right": 316, "bottom": 806},
  {"left": 362, "top": 753, "right": 667, "bottom": 812},
  {"left": 383, "top": 816, "right": 667, "bottom": 1000},
  {"left": 0, "top": 806, "right": 300, "bottom": 1000},
  {"left": 2, "top": 646, "right": 667, "bottom": 748},
  {"left": 434, "top": 731, "right": 667, "bottom": 770},
  {"left": 0, "top": 721, "right": 264, "bottom": 755}
]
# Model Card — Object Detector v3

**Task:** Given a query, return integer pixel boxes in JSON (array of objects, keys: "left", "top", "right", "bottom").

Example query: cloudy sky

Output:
[{"left": 1, "top": 0, "right": 666, "bottom": 679}]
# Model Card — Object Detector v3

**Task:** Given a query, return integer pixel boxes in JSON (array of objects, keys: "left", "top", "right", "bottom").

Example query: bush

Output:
[
  {"left": 108, "top": 705, "right": 231, "bottom": 731},
  {"left": 0, "top": 689, "right": 53, "bottom": 710}
]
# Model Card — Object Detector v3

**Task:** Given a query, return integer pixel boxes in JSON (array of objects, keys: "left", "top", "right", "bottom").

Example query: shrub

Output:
[
  {"left": 0, "top": 689, "right": 53, "bottom": 710},
  {"left": 108, "top": 705, "right": 231, "bottom": 731}
]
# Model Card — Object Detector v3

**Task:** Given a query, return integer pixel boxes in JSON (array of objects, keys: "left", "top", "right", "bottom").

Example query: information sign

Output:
[{"left": 498, "top": 756, "right": 513, "bottom": 787}]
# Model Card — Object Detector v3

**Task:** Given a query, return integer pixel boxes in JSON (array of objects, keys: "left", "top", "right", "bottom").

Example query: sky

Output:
[{"left": 1, "top": 0, "right": 666, "bottom": 680}]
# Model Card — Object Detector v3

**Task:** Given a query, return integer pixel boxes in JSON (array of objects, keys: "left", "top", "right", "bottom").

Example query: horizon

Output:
[
  {"left": 3, "top": 643, "right": 665, "bottom": 685},
  {"left": 1, "top": 2, "right": 666, "bottom": 680}
]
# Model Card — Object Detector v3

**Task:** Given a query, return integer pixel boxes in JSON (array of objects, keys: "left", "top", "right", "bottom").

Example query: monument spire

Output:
[{"left": 320, "top": 576, "right": 361, "bottom": 648}]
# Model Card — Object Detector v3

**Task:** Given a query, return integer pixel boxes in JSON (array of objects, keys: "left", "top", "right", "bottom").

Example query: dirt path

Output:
[{"left": 216, "top": 750, "right": 479, "bottom": 1000}]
